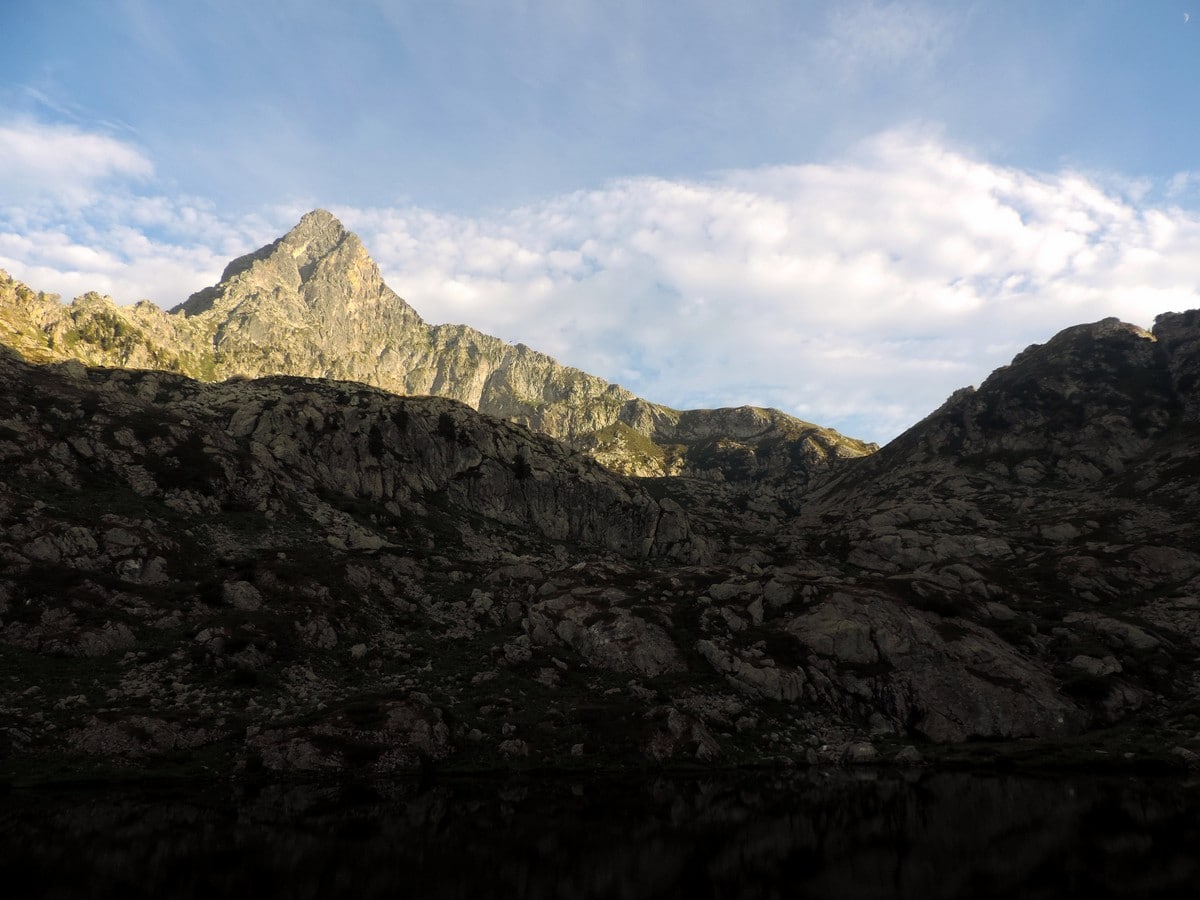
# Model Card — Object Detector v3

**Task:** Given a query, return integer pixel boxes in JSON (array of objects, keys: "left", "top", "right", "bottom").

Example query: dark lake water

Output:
[{"left": 1, "top": 770, "right": 1197, "bottom": 899}]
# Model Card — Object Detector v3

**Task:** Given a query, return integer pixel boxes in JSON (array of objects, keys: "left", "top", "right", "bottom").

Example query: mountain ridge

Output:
[{"left": 0, "top": 209, "right": 874, "bottom": 484}]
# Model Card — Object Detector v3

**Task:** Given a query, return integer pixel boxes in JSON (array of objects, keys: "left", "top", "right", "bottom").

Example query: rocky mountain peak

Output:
[
  {"left": 274, "top": 208, "right": 368, "bottom": 282},
  {"left": 287, "top": 207, "right": 349, "bottom": 246},
  {"left": 176, "top": 208, "right": 376, "bottom": 318},
  {"left": 0, "top": 216, "right": 872, "bottom": 482}
]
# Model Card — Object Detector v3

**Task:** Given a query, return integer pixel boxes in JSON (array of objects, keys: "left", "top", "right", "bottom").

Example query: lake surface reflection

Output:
[{"left": 1, "top": 770, "right": 1197, "bottom": 899}]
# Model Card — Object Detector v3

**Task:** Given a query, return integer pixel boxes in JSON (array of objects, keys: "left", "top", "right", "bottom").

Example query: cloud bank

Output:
[
  {"left": 4, "top": 120, "right": 1200, "bottom": 443},
  {"left": 344, "top": 129, "right": 1200, "bottom": 440}
]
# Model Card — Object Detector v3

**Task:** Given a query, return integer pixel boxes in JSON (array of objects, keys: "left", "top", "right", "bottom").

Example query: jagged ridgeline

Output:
[{"left": 0, "top": 210, "right": 874, "bottom": 484}]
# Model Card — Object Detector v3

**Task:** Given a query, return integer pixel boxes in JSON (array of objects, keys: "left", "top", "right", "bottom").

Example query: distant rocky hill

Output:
[
  {"left": 0, "top": 210, "right": 873, "bottom": 483},
  {"left": 2, "top": 301, "right": 1199, "bottom": 779}
]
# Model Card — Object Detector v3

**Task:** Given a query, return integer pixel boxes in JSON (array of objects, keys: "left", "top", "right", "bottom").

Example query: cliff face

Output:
[{"left": 0, "top": 211, "right": 873, "bottom": 482}]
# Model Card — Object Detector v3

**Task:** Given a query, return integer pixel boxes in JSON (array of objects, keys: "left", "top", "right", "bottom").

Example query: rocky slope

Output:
[
  {"left": 0, "top": 211, "right": 873, "bottom": 482},
  {"left": 776, "top": 315, "right": 1200, "bottom": 753},
  {"left": 3, "top": 304, "right": 1200, "bottom": 779}
]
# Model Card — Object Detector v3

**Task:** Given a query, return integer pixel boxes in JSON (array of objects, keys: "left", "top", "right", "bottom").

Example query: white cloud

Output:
[
  {"left": 0, "top": 192, "right": 289, "bottom": 308},
  {"left": 0, "top": 121, "right": 153, "bottom": 204},
  {"left": 0, "top": 223, "right": 230, "bottom": 306},
  {"left": 6, "top": 121, "right": 1200, "bottom": 444}
]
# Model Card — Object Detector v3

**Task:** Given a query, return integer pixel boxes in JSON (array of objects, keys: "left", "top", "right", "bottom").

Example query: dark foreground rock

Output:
[{"left": 2, "top": 304, "right": 1200, "bottom": 781}]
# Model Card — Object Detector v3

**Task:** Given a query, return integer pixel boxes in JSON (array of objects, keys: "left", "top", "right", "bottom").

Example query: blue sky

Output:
[{"left": 3, "top": 1, "right": 1200, "bottom": 442}]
